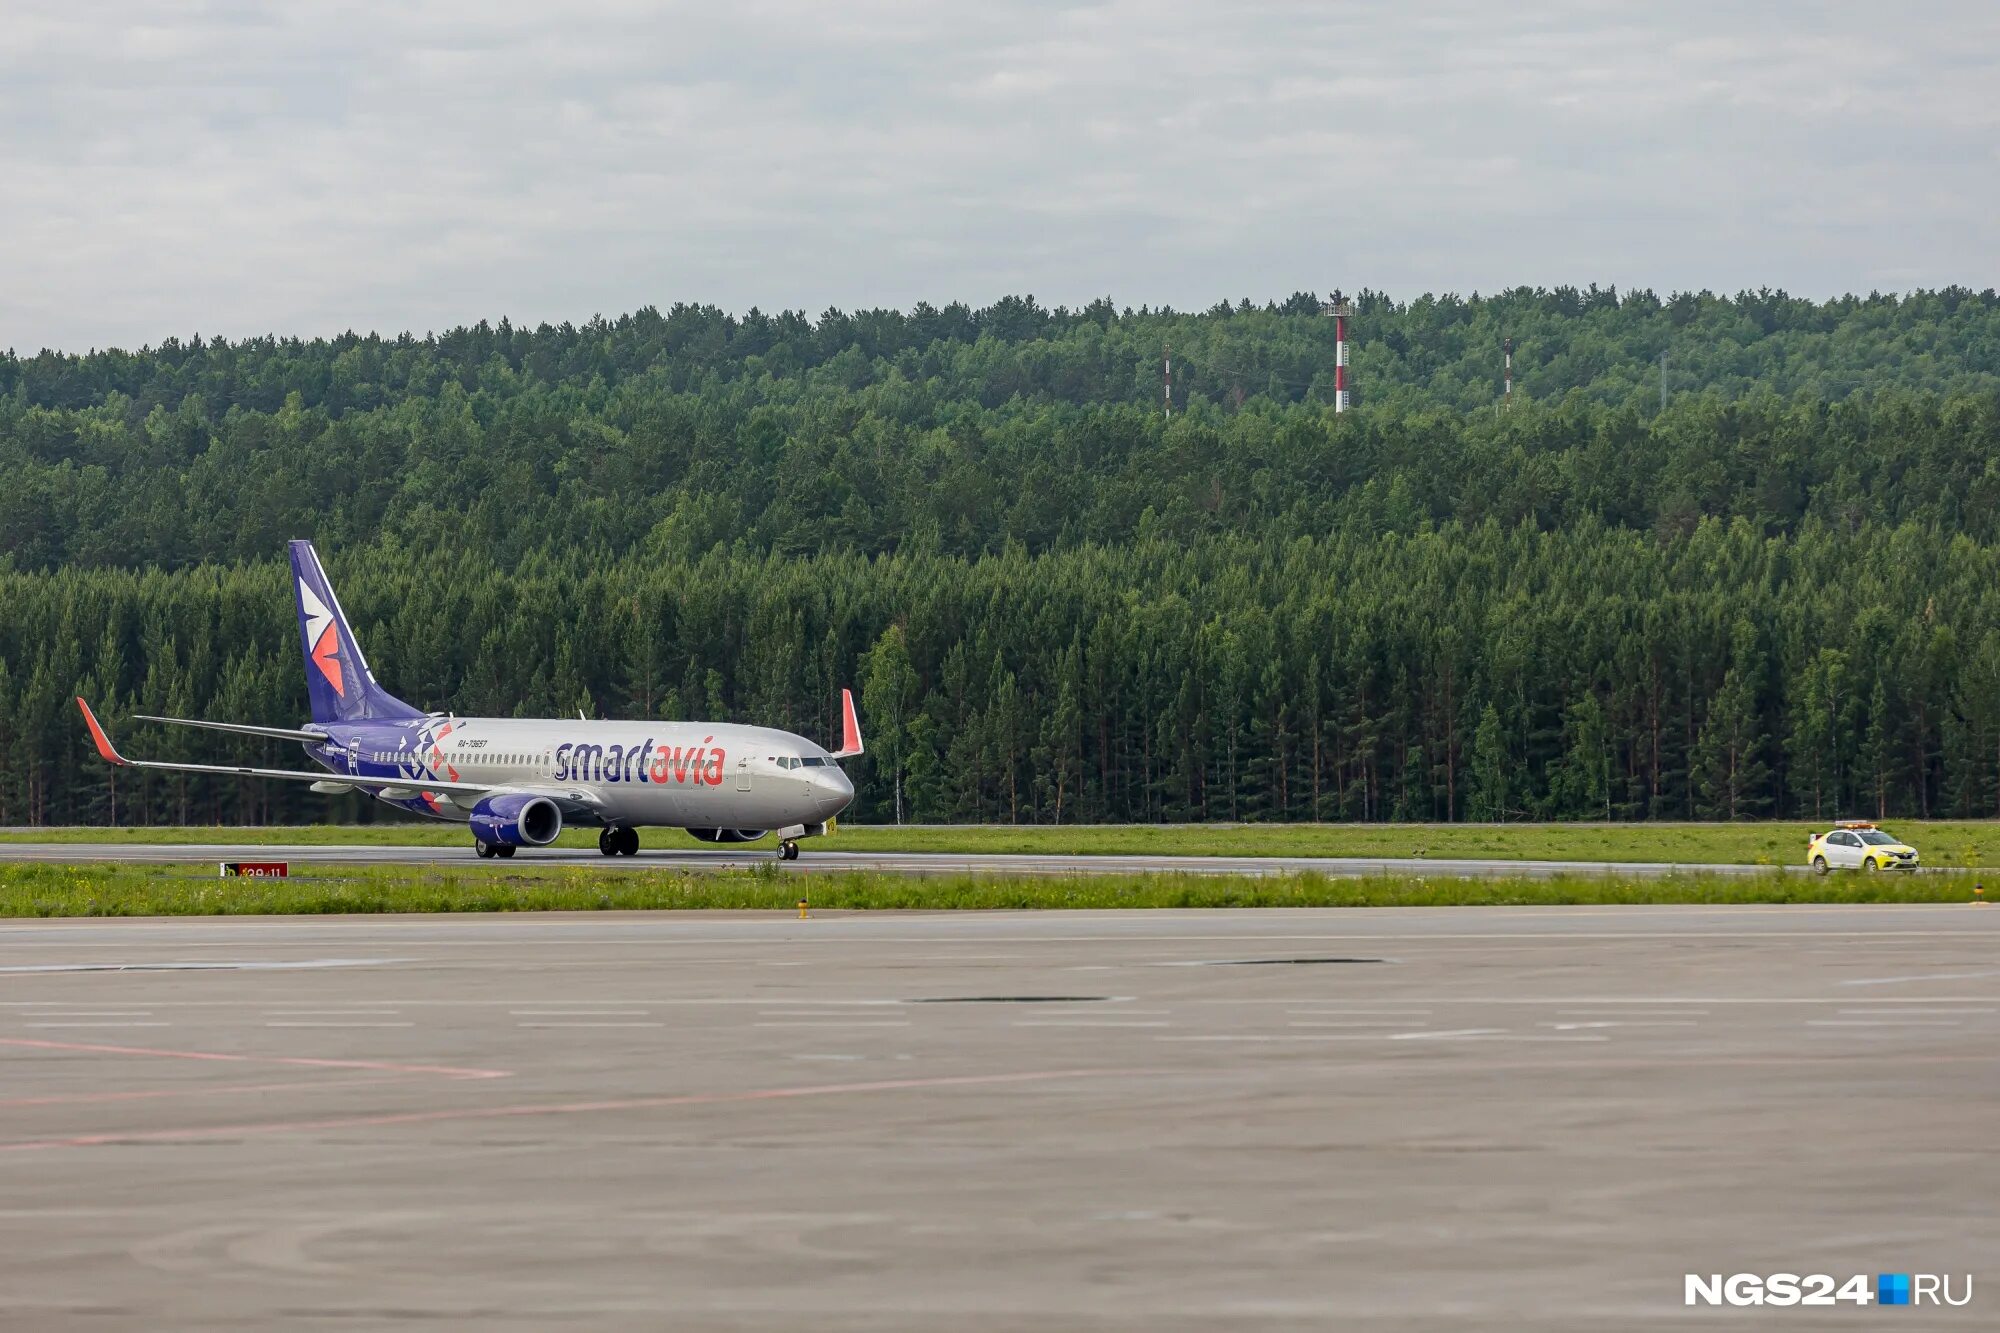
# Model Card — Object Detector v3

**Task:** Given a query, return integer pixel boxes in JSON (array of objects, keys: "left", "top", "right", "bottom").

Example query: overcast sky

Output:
[{"left": 5, "top": 1, "right": 1997, "bottom": 352}]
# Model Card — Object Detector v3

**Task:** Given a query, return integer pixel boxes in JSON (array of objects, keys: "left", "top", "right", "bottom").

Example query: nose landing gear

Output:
[
  {"left": 779, "top": 840, "right": 799, "bottom": 861},
  {"left": 598, "top": 827, "right": 641, "bottom": 857}
]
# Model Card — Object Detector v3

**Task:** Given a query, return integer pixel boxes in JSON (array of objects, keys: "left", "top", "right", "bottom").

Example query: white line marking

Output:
[
  {"left": 789, "top": 1054, "right": 863, "bottom": 1061},
  {"left": 0, "top": 958, "right": 412, "bottom": 973},
  {"left": 1838, "top": 1008, "right": 1995, "bottom": 1015},
  {"left": 19, "top": 1011, "right": 154, "bottom": 1018},
  {"left": 14, "top": 994, "right": 2000, "bottom": 1009},
  {"left": 1287, "top": 1021, "right": 1414, "bottom": 1029},
  {"left": 1841, "top": 969, "right": 2000, "bottom": 987},
  {"left": 1201, "top": 996, "right": 2000, "bottom": 1005},
  {"left": 1011, "top": 1021, "right": 1170, "bottom": 1028},
  {"left": 1542, "top": 1021, "right": 1698, "bottom": 1030},
  {"left": 263, "top": 1022, "right": 415, "bottom": 1029},
  {"left": 1806, "top": 1019, "right": 1964, "bottom": 1028},
  {"left": 1156, "top": 1034, "right": 1399, "bottom": 1043},
  {"left": 753, "top": 1022, "right": 912, "bottom": 1029},
  {"left": 265, "top": 1010, "right": 400, "bottom": 1017},
  {"left": 508, "top": 1010, "right": 649, "bottom": 1017},
  {"left": 1151, "top": 1031, "right": 1614, "bottom": 1043},
  {"left": 517, "top": 1022, "right": 663, "bottom": 1029},
  {"left": 23, "top": 1022, "right": 171, "bottom": 1029},
  {"left": 1556, "top": 1008, "right": 1710, "bottom": 1016},
  {"left": 1390, "top": 1028, "right": 1506, "bottom": 1041}
]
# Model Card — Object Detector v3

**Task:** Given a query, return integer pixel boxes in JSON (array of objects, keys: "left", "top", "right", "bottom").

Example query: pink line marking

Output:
[
  {"left": 0, "top": 1067, "right": 1133, "bottom": 1154},
  {"left": 0, "top": 1075, "right": 402, "bottom": 1109},
  {"left": 0, "top": 1036, "right": 511, "bottom": 1081}
]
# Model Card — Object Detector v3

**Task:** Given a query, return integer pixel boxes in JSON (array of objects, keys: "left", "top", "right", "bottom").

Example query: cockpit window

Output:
[{"left": 801, "top": 756, "right": 828, "bottom": 767}]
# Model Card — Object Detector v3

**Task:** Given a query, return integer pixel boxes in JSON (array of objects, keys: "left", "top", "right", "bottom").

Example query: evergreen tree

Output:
[
  {"left": 1549, "top": 693, "right": 1612, "bottom": 821},
  {"left": 861, "top": 624, "right": 919, "bottom": 824},
  {"left": 1692, "top": 622, "right": 1772, "bottom": 820},
  {"left": 1468, "top": 703, "right": 1509, "bottom": 821}
]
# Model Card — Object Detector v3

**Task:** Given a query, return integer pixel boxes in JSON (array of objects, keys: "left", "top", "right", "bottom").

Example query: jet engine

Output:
[
  {"left": 469, "top": 793, "right": 563, "bottom": 846},
  {"left": 687, "top": 827, "right": 768, "bottom": 844}
]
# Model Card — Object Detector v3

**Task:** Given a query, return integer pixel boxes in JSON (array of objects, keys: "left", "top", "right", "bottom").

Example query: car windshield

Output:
[{"left": 1857, "top": 830, "right": 1898, "bottom": 845}]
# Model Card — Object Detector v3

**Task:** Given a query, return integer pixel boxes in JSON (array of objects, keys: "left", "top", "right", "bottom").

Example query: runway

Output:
[
  {"left": 0, "top": 840, "right": 1776, "bottom": 878},
  {"left": 3, "top": 905, "right": 1995, "bottom": 1329}
]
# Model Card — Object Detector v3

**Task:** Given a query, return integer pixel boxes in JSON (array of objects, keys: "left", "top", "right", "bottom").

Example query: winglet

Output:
[
  {"left": 76, "top": 697, "right": 128, "bottom": 766},
  {"left": 831, "top": 687, "right": 864, "bottom": 759}
]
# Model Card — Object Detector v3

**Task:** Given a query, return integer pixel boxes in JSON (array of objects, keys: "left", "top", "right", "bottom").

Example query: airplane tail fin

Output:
[{"left": 288, "top": 540, "right": 421, "bottom": 725}]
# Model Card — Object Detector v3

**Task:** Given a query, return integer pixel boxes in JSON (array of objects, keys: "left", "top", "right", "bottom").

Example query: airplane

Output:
[{"left": 75, "top": 540, "right": 860, "bottom": 860}]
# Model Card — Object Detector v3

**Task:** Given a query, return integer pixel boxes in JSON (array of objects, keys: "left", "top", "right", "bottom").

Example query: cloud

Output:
[{"left": 2, "top": 0, "right": 1996, "bottom": 350}]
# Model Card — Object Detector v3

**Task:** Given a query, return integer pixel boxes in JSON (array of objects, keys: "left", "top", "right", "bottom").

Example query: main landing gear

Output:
[
  {"left": 474, "top": 842, "right": 516, "bottom": 859},
  {"left": 599, "top": 826, "right": 641, "bottom": 857},
  {"left": 779, "top": 840, "right": 800, "bottom": 861}
]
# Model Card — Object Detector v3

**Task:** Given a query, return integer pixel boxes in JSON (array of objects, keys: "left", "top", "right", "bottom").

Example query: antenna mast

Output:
[{"left": 1321, "top": 291, "right": 1353, "bottom": 412}]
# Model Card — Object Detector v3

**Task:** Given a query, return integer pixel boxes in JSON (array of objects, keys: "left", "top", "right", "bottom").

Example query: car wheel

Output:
[
  {"left": 1812, "top": 855, "right": 1828, "bottom": 876},
  {"left": 1864, "top": 857, "right": 1880, "bottom": 873}
]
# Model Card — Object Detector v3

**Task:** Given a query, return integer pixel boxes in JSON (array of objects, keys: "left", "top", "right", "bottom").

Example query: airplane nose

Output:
[{"left": 812, "top": 767, "right": 854, "bottom": 818}]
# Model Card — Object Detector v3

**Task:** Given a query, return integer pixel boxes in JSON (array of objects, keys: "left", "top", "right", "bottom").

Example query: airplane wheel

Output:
[
  {"left": 598, "top": 828, "right": 619, "bottom": 857},
  {"left": 618, "top": 827, "right": 641, "bottom": 857},
  {"left": 496, "top": 844, "right": 516, "bottom": 858},
  {"left": 475, "top": 841, "right": 495, "bottom": 859},
  {"left": 781, "top": 840, "right": 799, "bottom": 861}
]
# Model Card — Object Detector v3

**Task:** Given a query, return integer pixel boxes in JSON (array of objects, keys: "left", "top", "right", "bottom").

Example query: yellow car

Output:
[{"left": 1807, "top": 823, "right": 1920, "bottom": 874}]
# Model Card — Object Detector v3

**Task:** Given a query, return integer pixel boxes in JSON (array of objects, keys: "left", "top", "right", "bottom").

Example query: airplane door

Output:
[{"left": 736, "top": 757, "right": 752, "bottom": 792}]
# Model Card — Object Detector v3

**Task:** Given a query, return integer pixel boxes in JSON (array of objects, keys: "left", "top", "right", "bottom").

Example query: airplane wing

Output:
[
  {"left": 132, "top": 714, "right": 328, "bottom": 744},
  {"left": 77, "top": 698, "right": 498, "bottom": 799},
  {"left": 829, "top": 687, "right": 865, "bottom": 759}
]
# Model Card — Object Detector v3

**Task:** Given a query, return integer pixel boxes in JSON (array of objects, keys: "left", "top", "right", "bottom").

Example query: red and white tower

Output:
[{"left": 1322, "top": 291, "right": 1353, "bottom": 412}]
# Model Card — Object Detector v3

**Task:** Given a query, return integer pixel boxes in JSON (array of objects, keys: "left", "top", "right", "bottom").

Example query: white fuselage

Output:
[{"left": 316, "top": 716, "right": 853, "bottom": 831}]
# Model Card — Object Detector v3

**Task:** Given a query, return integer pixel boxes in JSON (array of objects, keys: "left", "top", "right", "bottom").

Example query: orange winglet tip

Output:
[
  {"left": 831, "top": 687, "right": 864, "bottom": 759},
  {"left": 76, "top": 697, "right": 127, "bottom": 766}
]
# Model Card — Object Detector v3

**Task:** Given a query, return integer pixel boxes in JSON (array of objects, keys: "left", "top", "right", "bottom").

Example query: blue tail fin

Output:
[{"left": 288, "top": 540, "right": 421, "bottom": 725}]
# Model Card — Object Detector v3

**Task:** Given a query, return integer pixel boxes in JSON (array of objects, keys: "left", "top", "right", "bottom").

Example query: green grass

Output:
[
  {"left": 0, "top": 861, "right": 1991, "bottom": 917},
  {"left": 4, "top": 820, "right": 1997, "bottom": 867}
]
